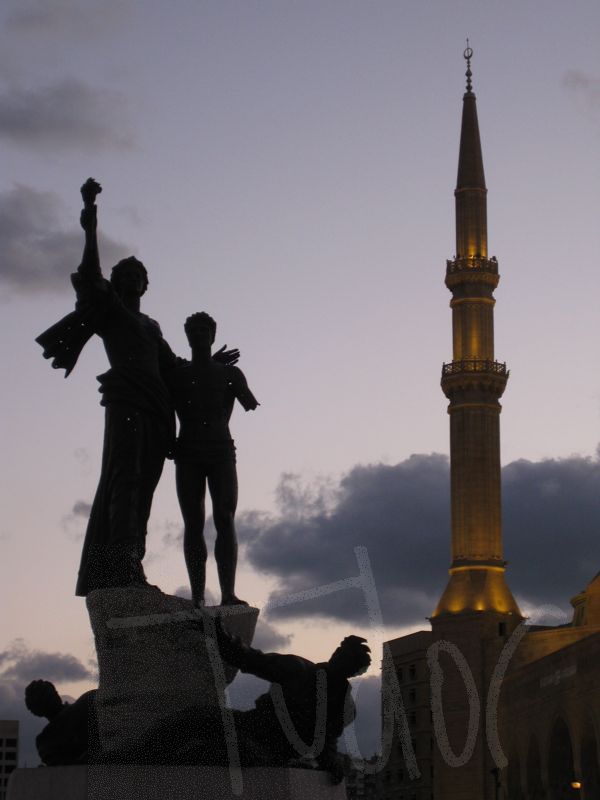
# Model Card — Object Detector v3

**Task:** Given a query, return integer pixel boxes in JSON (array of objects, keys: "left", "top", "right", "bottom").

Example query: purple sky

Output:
[{"left": 1, "top": 0, "right": 599, "bottom": 764}]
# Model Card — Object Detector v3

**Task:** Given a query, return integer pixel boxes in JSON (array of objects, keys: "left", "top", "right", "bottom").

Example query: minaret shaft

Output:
[
  {"left": 451, "top": 296, "right": 495, "bottom": 360},
  {"left": 449, "top": 405, "right": 502, "bottom": 563}
]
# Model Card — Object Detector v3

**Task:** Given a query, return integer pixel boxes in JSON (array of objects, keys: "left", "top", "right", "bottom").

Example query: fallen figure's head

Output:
[{"left": 24, "top": 680, "right": 98, "bottom": 766}]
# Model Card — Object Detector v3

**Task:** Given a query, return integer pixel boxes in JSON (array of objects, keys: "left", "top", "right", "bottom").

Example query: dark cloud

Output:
[
  {"left": 563, "top": 70, "right": 600, "bottom": 126},
  {"left": 342, "top": 675, "right": 381, "bottom": 758},
  {"left": 73, "top": 448, "right": 92, "bottom": 475},
  {"left": 239, "top": 454, "right": 449, "bottom": 626},
  {"left": 172, "top": 585, "right": 218, "bottom": 607},
  {"left": 0, "top": 185, "right": 131, "bottom": 293},
  {"left": 503, "top": 456, "right": 600, "bottom": 602},
  {"left": 0, "top": 680, "right": 44, "bottom": 766},
  {"left": 72, "top": 501, "right": 91, "bottom": 518},
  {"left": 5, "top": 0, "right": 84, "bottom": 32},
  {"left": 62, "top": 499, "right": 92, "bottom": 540},
  {"left": 0, "top": 79, "right": 134, "bottom": 152},
  {"left": 226, "top": 672, "right": 269, "bottom": 712},
  {"left": 0, "top": 640, "right": 94, "bottom": 683},
  {"left": 250, "top": 619, "right": 293, "bottom": 652},
  {"left": 161, "top": 519, "right": 186, "bottom": 549},
  {"left": 274, "top": 472, "right": 339, "bottom": 519},
  {"left": 5, "top": 0, "right": 128, "bottom": 36},
  {"left": 169, "top": 588, "right": 292, "bottom": 650},
  {"left": 0, "top": 640, "right": 95, "bottom": 766},
  {"left": 86, "top": 657, "right": 98, "bottom": 684},
  {"left": 239, "top": 452, "right": 600, "bottom": 627}
]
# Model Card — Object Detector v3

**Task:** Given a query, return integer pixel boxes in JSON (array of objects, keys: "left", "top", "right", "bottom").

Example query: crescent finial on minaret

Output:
[{"left": 464, "top": 39, "right": 473, "bottom": 93}]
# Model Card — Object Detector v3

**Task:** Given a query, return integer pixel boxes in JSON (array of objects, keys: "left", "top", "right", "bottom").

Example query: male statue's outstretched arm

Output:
[{"left": 210, "top": 618, "right": 307, "bottom": 684}]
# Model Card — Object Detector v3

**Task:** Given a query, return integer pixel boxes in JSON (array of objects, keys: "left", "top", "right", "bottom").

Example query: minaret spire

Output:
[
  {"left": 432, "top": 48, "right": 521, "bottom": 618},
  {"left": 456, "top": 43, "right": 487, "bottom": 258}
]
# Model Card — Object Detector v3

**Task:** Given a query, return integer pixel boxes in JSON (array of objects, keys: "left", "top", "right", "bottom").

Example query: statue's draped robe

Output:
[{"left": 37, "top": 273, "right": 176, "bottom": 595}]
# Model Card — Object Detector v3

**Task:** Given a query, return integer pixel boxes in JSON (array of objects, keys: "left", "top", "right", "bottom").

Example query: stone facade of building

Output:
[{"left": 0, "top": 721, "right": 19, "bottom": 800}]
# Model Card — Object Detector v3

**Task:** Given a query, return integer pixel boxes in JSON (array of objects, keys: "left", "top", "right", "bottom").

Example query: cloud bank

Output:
[
  {"left": 236, "top": 452, "right": 600, "bottom": 627},
  {"left": 343, "top": 675, "right": 381, "bottom": 759},
  {"left": 5, "top": 0, "right": 129, "bottom": 36},
  {"left": 249, "top": 619, "right": 293, "bottom": 652},
  {"left": 0, "top": 79, "right": 134, "bottom": 151},
  {"left": 0, "top": 640, "right": 95, "bottom": 766},
  {"left": 172, "top": 585, "right": 292, "bottom": 651},
  {"left": 0, "top": 639, "right": 94, "bottom": 683},
  {"left": 563, "top": 70, "right": 600, "bottom": 127}
]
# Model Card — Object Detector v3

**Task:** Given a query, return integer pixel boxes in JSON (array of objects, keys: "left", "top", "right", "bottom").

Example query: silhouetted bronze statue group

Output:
[
  {"left": 32, "top": 180, "right": 370, "bottom": 783},
  {"left": 37, "top": 179, "right": 257, "bottom": 606}
]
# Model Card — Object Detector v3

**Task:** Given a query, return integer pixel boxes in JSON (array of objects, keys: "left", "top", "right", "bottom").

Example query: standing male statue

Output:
[
  {"left": 36, "top": 180, "right": 237, "bottom": 595},
  {"left": 169, "top": 312, "right": 259, "bottom": 607}
]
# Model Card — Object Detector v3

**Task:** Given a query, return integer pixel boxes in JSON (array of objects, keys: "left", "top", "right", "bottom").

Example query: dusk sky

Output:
[{"left": 1, "top": 0, "right": 599, "bottom": 764}]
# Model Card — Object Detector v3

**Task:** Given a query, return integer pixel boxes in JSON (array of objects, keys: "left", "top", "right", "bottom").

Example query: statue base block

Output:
[
  {"left": 7, "top": 766, "right": 346, "bottom": 800},
  {"left": 87, "top": 587, "right": 258, "bottom": 760}
]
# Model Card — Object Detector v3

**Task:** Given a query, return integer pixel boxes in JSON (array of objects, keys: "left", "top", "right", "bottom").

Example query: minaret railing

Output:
[
  {"left": 446, "top": 255, "right": 498, "bottom": 275},
  {"left": 441, "top": 359, "right": 508, "bottom": 377}
]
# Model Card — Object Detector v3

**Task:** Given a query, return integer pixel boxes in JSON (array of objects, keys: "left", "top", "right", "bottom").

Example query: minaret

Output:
[
  {"left": 429, "top": 48, "right": 523, "bottom": 800},
  {"left": 433, "top": 46, "right": 521, "bottom": 618},
  {"left": 380, "top": 49, "right": 524, "bottom": 800}
]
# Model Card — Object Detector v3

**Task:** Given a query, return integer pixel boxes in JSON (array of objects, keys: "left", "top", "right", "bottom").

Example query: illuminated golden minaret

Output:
[{"left": 433, "top": 46, "right": 521, "bottom": 619}]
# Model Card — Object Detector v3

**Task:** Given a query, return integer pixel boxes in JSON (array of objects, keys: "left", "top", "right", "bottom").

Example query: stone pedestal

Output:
[
  {"left": 87, "top": 587, "right": 258, "bottom": 759},
  {"left": 7, "top": 766, "right": 346, "bottom": 800}
]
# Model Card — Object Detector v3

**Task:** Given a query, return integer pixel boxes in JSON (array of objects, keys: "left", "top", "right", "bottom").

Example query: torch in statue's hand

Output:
[
  {"left": 80, "top": 178, "right": 102, "bottom": 232},
  {"left": 81, "top": 178, "right": 102, "bottom": 207}
]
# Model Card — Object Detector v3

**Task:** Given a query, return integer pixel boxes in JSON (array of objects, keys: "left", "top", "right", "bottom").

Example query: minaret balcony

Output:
[
  {"left": 445, "top": 256, "right": 499, "bottom": 291},
  {"left": 441, "top": 359, "right": 509, "bottom": 402},
  {"left": 442, "top": 359, "right": 507, "bottom": 377},
  {"left": 446, "top": 255, "right": 498, "bottom": 274}
]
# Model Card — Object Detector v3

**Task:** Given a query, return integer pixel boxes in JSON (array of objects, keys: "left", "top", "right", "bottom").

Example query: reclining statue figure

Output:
[
  {"left": 24, "top": 680, "right": 98, "bottom": 766},
  {"left": 24, "top": 626, "right": 370, "bottom": 783},
  {"left": 140, "top": 622, "right": 371, "bottom": 782}
]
